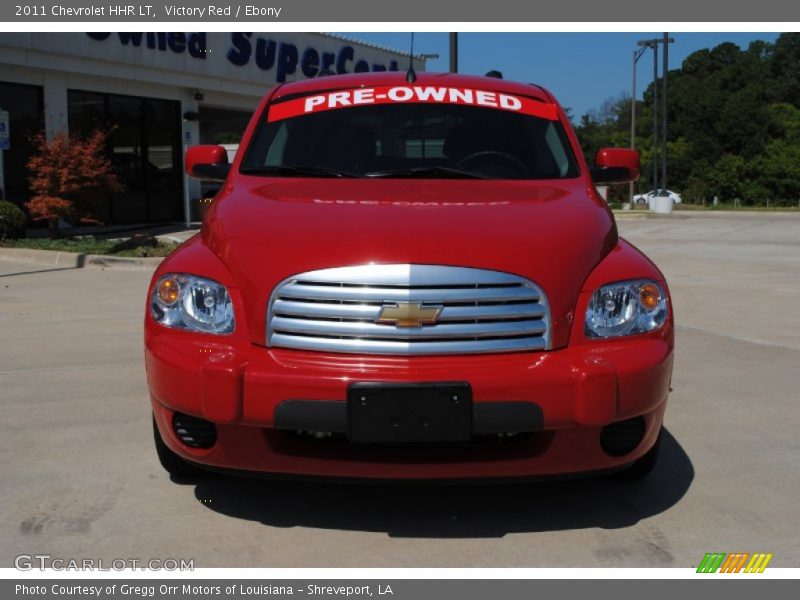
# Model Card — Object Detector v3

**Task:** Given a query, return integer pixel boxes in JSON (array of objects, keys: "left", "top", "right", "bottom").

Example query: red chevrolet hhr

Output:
[{"left": 145, "top": 72, "right": 673, "bottom": 482}]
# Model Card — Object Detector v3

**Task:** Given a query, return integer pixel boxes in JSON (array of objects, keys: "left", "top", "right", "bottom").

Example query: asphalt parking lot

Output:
[{"left": 1, "top": 212, "right": 798, "bottom": 568}]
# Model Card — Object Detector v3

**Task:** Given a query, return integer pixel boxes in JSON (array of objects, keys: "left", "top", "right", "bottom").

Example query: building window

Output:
[
  {"left": 0, "top": 81, "right": 44, "bottom": 209},
  {"left": 198, "top": 106, "right": 251, "bottom": 146},
  {"left": 67, "top": 90, "right": 182, "bottom": 224}
]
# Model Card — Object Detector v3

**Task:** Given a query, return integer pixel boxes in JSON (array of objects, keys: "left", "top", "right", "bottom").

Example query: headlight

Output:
[
  {"left": 585, "top": 279, "right": 668, "bottom": 338},
  {"left": 151, "top": 274, "right": 234, "bottom": 334}
]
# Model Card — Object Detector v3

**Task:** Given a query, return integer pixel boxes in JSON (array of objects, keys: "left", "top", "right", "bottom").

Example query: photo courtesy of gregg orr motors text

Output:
[
  {"left": 15, "top": 584, "right": 391, "bottom": 597},
  {"left": 13, "top": 5, "right": 283, "bottom": 18}
]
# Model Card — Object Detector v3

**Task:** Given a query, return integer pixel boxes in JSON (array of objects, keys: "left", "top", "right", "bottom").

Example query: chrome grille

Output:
[{"left": 266, "top": 264, "right": 551, "bottom": 355}]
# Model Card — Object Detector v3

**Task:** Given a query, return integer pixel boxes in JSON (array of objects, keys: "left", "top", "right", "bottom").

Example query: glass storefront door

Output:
[{"left": 143, "top": 99, "right": 181, "bottom": 222}]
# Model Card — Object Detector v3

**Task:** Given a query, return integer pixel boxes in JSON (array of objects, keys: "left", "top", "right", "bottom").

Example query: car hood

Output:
[{"left": 202, "top": 177, "right": 617, "bottom": 348}]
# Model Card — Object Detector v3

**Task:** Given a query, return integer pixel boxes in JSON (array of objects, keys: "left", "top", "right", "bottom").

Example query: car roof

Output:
[{"left": 271, "top": 72, "right": 555, "bottom": 104}]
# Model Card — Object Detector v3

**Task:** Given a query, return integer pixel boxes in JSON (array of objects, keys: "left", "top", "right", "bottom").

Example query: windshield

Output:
[{"left": 241, "top": 86, "right": 580, "bottom": 180}]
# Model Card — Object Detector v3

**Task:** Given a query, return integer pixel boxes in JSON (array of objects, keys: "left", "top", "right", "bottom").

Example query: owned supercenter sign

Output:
[
  {"left": 267, "top": 86, "right": 560, "bottom": 122},
  {"left": 86, "top": 33, "right": 405, "bottom": 83}
]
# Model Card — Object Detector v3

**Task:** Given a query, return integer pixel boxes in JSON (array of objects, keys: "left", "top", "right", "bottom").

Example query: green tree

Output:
[{"left": 573, "top": 33, "right": 800, "bottom": 206}]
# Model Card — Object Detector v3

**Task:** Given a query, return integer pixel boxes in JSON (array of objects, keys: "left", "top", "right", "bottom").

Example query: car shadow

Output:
[{"left": 185, "top": 428, "right": 693, "bottom": 538}]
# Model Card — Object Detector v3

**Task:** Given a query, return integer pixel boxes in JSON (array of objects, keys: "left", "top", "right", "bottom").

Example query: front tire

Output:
[{"left": 152, "top": 415, "right": 204, "bottom": 478}]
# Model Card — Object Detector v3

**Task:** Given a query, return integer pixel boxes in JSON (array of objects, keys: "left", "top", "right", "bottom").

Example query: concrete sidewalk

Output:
[
  {"left": 0, "top": 247, "right": 163, "bottom": 270},
  {"left": 23, "top": 222, "right": 201, "bottom": 243},
  {"left": 1, "top": 223, "right": 201, "bottom": 269}
]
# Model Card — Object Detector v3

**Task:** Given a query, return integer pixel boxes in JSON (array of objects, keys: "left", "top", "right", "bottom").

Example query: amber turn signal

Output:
[
  {"left": 157, "top": 278, "right": 181, "bottom": 305},
  {"left": 639, "top": 283, "right": 661, "bottom": 310}
]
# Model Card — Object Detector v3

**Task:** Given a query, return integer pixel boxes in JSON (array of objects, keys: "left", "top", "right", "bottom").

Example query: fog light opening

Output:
[
  {"left": 600, "top": 416, "right": 646, "bottom": 457},
  {"left": 172, "top": 413, "right": 217, "bottom": 449}
]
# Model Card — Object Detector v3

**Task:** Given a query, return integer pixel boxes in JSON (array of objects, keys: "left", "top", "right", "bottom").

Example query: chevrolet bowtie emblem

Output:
[{"left": 376, "top": 302, "right": 443, "bottom": 328}]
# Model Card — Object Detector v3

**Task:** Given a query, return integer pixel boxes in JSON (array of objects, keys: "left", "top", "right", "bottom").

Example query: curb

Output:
[
  {"left": 85, "top": 254, "right": 164, "bottom": 269},
  {"left": 612, "top": 212, "right": 651, "bottom": 220},
  {"left": 612, "top": 211, "right": 687, "bottom": 219},
  {"left": 0, "top": 247, "right": 162, "bottom": 270}
]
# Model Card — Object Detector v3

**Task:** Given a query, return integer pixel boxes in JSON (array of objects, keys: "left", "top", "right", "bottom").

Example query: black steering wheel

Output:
[{"left": 455, "top": 151, "right": 530, "bottom": 177}]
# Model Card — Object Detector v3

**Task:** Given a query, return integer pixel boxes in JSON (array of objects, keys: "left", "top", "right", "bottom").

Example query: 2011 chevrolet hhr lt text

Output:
[{"left": 146, "top": 72, "right": 674, "bottom": 482}]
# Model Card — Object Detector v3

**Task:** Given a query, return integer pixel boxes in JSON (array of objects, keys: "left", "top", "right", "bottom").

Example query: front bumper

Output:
[{"left": 146, "top": 324, "right": 672, "bottom": 480}]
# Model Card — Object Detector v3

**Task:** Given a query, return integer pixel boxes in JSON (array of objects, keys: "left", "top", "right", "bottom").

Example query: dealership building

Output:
[{"left": 0, "top": 33, "right": 423, "bottom": 224}]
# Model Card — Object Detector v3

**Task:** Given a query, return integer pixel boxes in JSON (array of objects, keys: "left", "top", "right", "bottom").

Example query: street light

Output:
[
  {"left": 659, "top": 33, "right": 674, "bottom": 198},
  {"left": 630, "top": 44, "right": 650, "bottom": 204},
  {"left": 449, "top": 33, "right": 458, "bottom": 73},
  {"left": 636, "top": 35, "right": 673, "bottom": 204},
  {"left": 637, "top": 38, "right": 661, "bottom": 201}
]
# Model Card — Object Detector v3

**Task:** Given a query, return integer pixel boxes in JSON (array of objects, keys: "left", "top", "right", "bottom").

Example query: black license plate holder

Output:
[{"left": 348, "top": 382, "right": 472, "bottom": 444}]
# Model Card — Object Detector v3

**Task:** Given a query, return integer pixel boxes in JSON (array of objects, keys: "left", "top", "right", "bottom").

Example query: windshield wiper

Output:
[
  {"left": 365, "top": 167, "right": 490, "bottom": 180},
  {"left": 241, "top": 165, "right": 359, "bottom": 178}
]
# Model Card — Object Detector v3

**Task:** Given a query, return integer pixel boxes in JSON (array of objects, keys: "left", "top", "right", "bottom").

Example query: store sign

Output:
[
  {"left": 225, "top": 33, "right": 399, "bottom": 82},
  {"left": 86, "top": 33, "right": 401, "bottom": 83},
  {"left": 87, "top": 32, "right": 207, "bottom": 57},
  {"left": 0, "top": 110, "right": 10, "bottom": 150}
]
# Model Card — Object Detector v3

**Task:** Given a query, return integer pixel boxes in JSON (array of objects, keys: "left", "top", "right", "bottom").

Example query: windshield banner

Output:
[{"left": 267, "top": 85, "right": 559, "bottom": 122}]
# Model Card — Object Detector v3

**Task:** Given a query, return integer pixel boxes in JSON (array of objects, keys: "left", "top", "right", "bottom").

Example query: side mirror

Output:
[
  {"left": 185, "top": 145, "right": 231, "bottom": 182},
  {"left": 590, "top": 148, "right": 640, "bottom": 184}
]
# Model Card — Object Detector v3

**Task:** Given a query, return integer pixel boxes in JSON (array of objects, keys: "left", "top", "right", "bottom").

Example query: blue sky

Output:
[{"left": 337, "top": 32, "right": 780, "bottom": 117}]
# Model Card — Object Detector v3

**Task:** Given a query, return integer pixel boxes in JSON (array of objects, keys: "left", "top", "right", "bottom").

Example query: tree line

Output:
[{"left": 574, "top": 33, "right": 800, "bottom": 206}]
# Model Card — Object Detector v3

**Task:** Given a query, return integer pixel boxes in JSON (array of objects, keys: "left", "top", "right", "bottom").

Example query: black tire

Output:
[
  {"left": 612, "top": 427, "right": 662, "bottom": 480},
  {"left": 152, "top": 415, "right": 205, "bottom": 478}
]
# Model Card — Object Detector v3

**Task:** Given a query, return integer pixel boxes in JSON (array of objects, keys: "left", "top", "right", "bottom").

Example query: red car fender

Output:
[
  {"left": 564, "top": 239, "right": 674, "bottom": 425},
  {"left": 146, "top": 237, "right": 249, "bottom": 422}
]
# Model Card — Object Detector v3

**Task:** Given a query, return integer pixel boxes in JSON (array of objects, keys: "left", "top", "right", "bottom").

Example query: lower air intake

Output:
[
  {"left": 172, "top": 413, "right": 217, "bottom": 449},
  {"left": 600, "top": 416, "right": 646, "bottom": 457}
]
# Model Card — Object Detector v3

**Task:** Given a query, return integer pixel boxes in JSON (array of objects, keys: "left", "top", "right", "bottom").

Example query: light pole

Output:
[
  {"left": 630, "top": 45, "right": 649, "bottom": 204},
  {"left": 637, "top": 39, "right": 659, "bottom": 196},
  {"left": 651, "top": 42, "right": 658, "bottom": 196},
  {"left": 449, "top": 33, "right": 458, "bottom": 73},
  {"left": 659, "top": 33, "right": 674, "bottom": 197}
]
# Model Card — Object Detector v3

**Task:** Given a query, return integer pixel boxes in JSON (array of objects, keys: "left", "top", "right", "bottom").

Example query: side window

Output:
[
  {"left": 544, "top": 122, "right": 570, "bottom": 177},
  {"left": 265, "top": 123, "right": 289, "bottom": 166}
]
